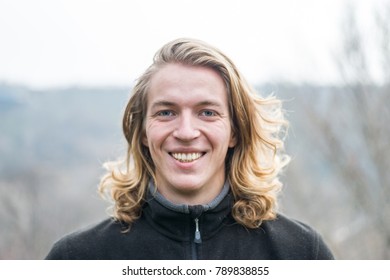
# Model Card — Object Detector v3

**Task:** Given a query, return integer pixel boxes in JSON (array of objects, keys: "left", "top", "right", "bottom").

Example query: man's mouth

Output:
[{"left": 170, "top": 152, "right": 204, "bottom": 163}]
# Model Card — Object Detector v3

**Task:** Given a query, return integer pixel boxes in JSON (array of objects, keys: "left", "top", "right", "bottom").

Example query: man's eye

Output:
[
  {"left": 200, "top": 110, "right": 216, "bottom": 117},
  {"left": 157, "top": 110, "right": 174, "bottom": 117}
]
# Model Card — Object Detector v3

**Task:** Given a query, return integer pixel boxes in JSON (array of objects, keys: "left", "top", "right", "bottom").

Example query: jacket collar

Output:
[{"left": 142, "top": 181, "right": 234, "bottom": 242}]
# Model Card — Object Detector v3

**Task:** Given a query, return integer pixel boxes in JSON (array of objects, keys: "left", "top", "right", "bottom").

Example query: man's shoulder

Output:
[
  {"left": 259, "top": 213, "right": 334, "bottom": 259},
  {"left": 264, "top": 213, "right": 318, "bottom": 236},
  {"left": 45, "top": 218, "right": 125, "bottom": 259},
  {"left": 65, "top": 218, "right": 125, "bottom": 241}
]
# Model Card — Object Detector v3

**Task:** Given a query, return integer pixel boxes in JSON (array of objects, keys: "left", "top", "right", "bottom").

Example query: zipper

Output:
[
  {"left": 191, "top": 218, "right": 202, "bottom": 259},
  {"left": 194, "top": 218, "right": 202, "bottom": 243},
  {"left": 189, "top": 205, "right": 203, "bottom": 260}
]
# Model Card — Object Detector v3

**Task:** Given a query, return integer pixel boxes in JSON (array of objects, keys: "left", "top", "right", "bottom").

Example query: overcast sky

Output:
[{"left": 0, "top": 0, "right": 380, "bottom": 89}]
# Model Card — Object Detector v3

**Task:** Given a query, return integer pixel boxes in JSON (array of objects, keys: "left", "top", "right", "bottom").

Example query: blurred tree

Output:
[{"left": 301, "top": 1, "right": 390, "bottom": 258}]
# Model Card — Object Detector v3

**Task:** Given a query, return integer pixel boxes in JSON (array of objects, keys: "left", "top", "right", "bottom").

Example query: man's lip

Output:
[{"left": 168, "top": 149, "right": 206, "bottom": 153}]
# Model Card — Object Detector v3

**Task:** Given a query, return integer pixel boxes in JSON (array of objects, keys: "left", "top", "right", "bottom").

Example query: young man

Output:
[{"left": 46, "top": 38, "right": 334, "bottom": 260}]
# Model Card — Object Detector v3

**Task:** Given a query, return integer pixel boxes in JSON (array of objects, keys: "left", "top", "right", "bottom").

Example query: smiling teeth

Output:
[{"left": 171, "top": 153, "right": 202, "bottom": 162}]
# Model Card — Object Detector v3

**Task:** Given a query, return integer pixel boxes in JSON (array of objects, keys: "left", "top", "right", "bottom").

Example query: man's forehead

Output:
[{"left": 149, "top": 63, "right": 224, "bottom": 89}]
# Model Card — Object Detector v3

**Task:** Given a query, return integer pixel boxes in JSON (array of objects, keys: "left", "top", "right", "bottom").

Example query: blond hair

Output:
[{"left": 99, "top": 38, "right": 289, "bottom": 228}]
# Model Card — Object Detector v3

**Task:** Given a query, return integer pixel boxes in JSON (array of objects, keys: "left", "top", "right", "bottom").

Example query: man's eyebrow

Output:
[
  {"left": 150, "top": 100, "right": 177, "bottom": 109},
  {"left": 195, "top": 100, "right": 223, "bottom": 108}
]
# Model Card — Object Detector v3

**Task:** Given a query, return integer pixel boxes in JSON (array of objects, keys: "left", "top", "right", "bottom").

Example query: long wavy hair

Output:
[{"left": 99, "top": 38, "right": 290, "bottom": 228}]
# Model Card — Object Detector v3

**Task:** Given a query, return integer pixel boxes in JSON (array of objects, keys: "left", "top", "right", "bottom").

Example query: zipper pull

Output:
[{"left": 194, "top": 218, "right": 202, "bottom": 244}]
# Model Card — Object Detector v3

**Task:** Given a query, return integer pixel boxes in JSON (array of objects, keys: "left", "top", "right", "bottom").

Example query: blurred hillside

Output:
[
  {"left": 0, "top": 84, "right": 128, "bottom": 258},
  {"left": 1, "top": 82, "right": 389, "bottom": 259}
]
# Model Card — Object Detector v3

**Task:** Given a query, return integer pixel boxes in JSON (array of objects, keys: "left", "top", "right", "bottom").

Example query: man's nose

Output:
[{"left": 172, "top": 113, "right": 200, "bottom": 141}]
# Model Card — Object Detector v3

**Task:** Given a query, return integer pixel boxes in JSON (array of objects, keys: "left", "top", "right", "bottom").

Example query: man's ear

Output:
[
  {"left": 142, "top": 132, "right": 149, "bottom": 147},
  {"left": 228, "top": 131, "right": 237, "bottom": 148}
]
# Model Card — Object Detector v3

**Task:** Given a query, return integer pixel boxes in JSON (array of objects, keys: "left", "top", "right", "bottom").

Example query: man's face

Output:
[{"left": 143, "top": 63, "right": 236, "bottom": 205}]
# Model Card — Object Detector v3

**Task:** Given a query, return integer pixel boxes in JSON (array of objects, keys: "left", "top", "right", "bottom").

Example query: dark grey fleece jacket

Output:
[{"left": 45, "top": 183, "right": 334, "bottom": 260}]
